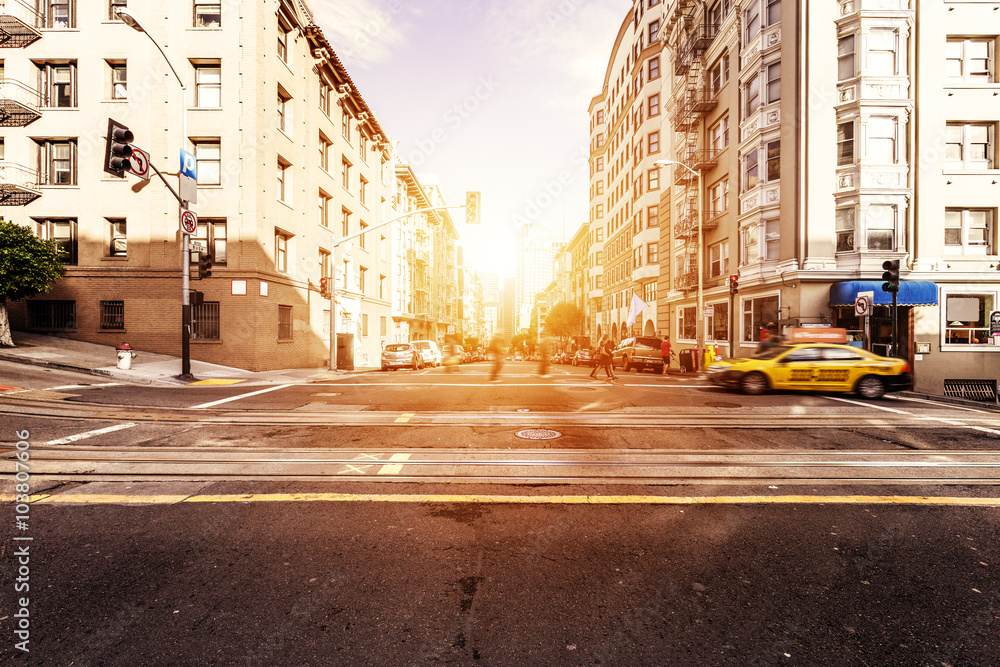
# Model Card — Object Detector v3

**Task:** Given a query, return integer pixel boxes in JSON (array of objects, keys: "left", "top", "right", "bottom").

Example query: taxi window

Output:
[
  {"left": 823, "top": 347, "right": 863, "bottom": 362},
  {"left": 755, "top": 345, "right": 792, "bottom": 360},
  {"left": 783, "top": 348, "right": 823, "bottom": 362}
]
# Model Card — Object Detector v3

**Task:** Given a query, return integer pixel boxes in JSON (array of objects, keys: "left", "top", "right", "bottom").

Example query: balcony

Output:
[
  {"left": 0, "top": 0, "right": 41, "bottom": 48},
  {"left": 675, "top": 269, "right": 698, "bottom": 290},
  {"left": 0, "top": 78, "right": 41, "bottom": 126},
  {"left": 665, "top": 0, "right": 696, "bottom": 30},
  {"left": 0, "top": 161, "right": 41, "bottom": 205},
  {"left": 685, "top": 147, "right": 720, "bottom": 172}
]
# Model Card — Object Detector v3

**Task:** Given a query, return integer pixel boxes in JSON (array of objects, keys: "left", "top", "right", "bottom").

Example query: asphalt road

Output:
[{"left": 2, "top": 360, "right": 1000, "bottom": 665}]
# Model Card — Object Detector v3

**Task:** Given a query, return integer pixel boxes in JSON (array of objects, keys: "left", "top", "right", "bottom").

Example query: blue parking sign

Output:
[{"left": 180, "top": 149, "right": 198, "bottom": 180}]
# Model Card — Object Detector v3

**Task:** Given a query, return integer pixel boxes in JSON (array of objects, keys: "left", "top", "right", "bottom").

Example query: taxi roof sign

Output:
[{"left": 788, "top": 327, "right": 848, "bottom": 344}]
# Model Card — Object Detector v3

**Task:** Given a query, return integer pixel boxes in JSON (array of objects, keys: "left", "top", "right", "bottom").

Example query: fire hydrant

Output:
[{"left": 116, "top": 342, "right": 137, "bottom": 370}]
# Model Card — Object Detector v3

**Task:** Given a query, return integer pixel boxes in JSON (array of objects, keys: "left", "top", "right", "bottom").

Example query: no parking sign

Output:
[{"left": 180, "top": 210, "right": 198, "bottom": 235}]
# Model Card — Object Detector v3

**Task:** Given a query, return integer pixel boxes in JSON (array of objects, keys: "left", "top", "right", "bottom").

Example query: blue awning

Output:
[{"left": 830, "top": 280, "right": 939, "bottom": 307}]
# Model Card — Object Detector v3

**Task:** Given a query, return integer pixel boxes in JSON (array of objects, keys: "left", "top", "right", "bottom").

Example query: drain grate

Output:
[
  {"left": 944, "top": 379, "right": 998, "bottom": 402},
  {"left": 515, "top": 429, "right": 562, "bottom": 440}
]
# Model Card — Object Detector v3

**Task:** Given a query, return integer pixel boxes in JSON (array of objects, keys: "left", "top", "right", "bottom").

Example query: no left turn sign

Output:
[
  {"left": 854, "top": 295, "right": 870, "bottom": 317},
  {"left": 180, "top": 210, "right": 198, "bottom": 235}
]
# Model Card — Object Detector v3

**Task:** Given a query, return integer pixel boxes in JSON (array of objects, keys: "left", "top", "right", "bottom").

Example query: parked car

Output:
[
  {"left": 611, "top": 336, "right": 664, "bottom": 373},
  {"left": 410, "top": 340, "right": 442, "bottom": 367},
  {"left": 706, "top": 343, "right": 913, "bottom": 398},
  {"left": 381, "top": 343, "right": 424, "bottom": 371},
  {"left": 572, "top": 349, "right": 594, "bottom": 367}
]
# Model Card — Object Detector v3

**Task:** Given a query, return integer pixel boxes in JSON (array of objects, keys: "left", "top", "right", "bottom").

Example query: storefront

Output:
[{"left": 829, "top": 280, "right": 939, "bottom": 359}]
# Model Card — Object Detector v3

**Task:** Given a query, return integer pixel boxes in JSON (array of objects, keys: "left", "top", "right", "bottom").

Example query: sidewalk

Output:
[{"left": 0, "top": 332, "right": 377, "bottom": 386}]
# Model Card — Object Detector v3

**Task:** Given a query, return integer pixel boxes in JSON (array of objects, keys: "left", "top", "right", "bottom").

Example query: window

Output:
[
  {"left": 276, "top": 157, "right": 290, "bottom": 202},
  {"left": 108, "top": 218, "right": 127, "bottom": 256},
  {"left": 38, "top": 62, "right": 76, "bottom": 108},
  {"left": 648, "top": 168, "right": 659, "bottom": 190},
  {"left": 278, "top": 305, "right": 293, "bottom": 340},
  {"left": 360, "top": 176, "right": 369, "bottom": 206},
  {"left": 275, "top": 230, "right": 290, "bottom": 273},
  {"left": 648, "top": 93, "right": 659, "bottom": 116},
  {"left": 45, "top": 0, "right": 74, "bottom": 28},
  {"left": 362, "top": 314, "right": 369, "bottom": 337},
  {"left": 359, "top": 134, "right": 368, "bottom": 159},
  {"left": 709, "top": 177, "right": 729, "bottom": 217},
  {"left": 868, "top": 28, "right": 897, "bottom": 76},
  {"left": 647, "top": 131, "right": 659, "bottom": 154},
  {"left": 764, "top": 218, "right": 779, "bottom": 259},
  {"left": 866, "top": 204, "right": 895, "bottom": 250},
  {"left": 946, "top": 122, "right": 995, "bottom": 169},
  {"left": 836, "top": 207, "right": 855, "bottom": 252},
  {"left": 342, "top": 156, "right": 352, "bottom": 190},
  {"left": 596, "top": 227, "right": 603, "bottom": 242},
  {"left": 109, "top": 62, "right": 127, "bottom": 100},
  {"left": 766, "top": 140, "right": 780, "bottom": 182},
  {"left": 596, "top": 204, "right": 604, "bottom": 219},
  {"left": 710, "top": 116, "right": 729, "bottom": 154},
  {"left": 341, "top": 207, "right": 351, "bottom": 237},
  {"left": 743, "top": 149, "right": 759, "bottom": 191},
  {"left": 319, "top": 134, "right": 331, "bottom": 171},
  {"left": 643, "top": 282, "right": 656, "bottom": 305},
  {"left": 34, "top": 218, "right": 77, "bottom": 264},
  {"left": 765, "top": 0, "right": 780, "bottom": 26},
  {"left": 277, "top": 89, "right": 291, "bottom": 134},
  {"left": 648, "top": 19, "right": 660, "bottom": 44},
  {"left": 109, "top": 0, "right": 125, "bottom": 21},
  {"left": 766, "top": 62, "right": 780, "bottom": 104},
  {"left": 744, "top": 75, "right": 760, "bottom": 116},
  {"left": 946, "top": 37, "right": 995, "bottom": 83},
  {"left": 742, "top": 295, "right": 779, "bottom": 343},
  {"left": 838, "top": 35, "right": 856, "bottom": 81},
  {"left": 595, "top": 156, "right": 604, "bottom": 172},
  {"left": 711, "top": 54, "right": 729, "bottom": 95},
  {"left": 711, "top": 0, "right": 732, "bottom": 26},
  {"left": 319, "top": 81, "right": 332, "bottom": 115},
  {"left": 945, "top": 294, "right": 994, "bottom": 344},
  {"left": 379, "top": 275, "right": 386, "bottom": 300},
  {"left": 277, "top": 20, "right": 290, "bottom": 63},
  {"left": 596, "top": 110, "right": 605, "bottom": 124},
  {"left": 319, "top": 191, "right": 331, "bottom": 228},
  {"left": 320, "top": 249, "right": 331, "bottom": 283},
  {"left": 381, "top": 316, "right": 387, "bottom": 336},
  {"left": 945, "top": 208, "right": 994, "bottom": 255},
  {"left": 709, "top": 241, "right": 729, "bottom": 277},
  {"left": 867, "top": 116, "right": 896, "bottom": 163},
  {"left": 194, "top": 1, "right": 221, "bottom": 28},
  {"left": 837, "top": 121, "right": 855, "bottom": 165},
  {"left": 342, "top": 110, "right": 352, "bottom": 141},
  {"left": 36, "top": 139, "right": 76, "bottom": 185},
  {"left": 27, "top": 300, "right": 75, "bottom": 330},
  {"left": 648, "top": 56, "right": 660, "bottom": 80},
  {"left": 194, "top": 64, "right": 221, "bottom": 108},
  {"left": 193, "top": 140, "right": 221, "bottom": 185},
  {"left": 191, "top": 302, "right": 220, "bottom": 340},
  {"left": 647, "top": 243, "right": 658, "bottom": 264},
  {"left": 193, "top": 219, "right": 227, "bottom": 263},
  {"left": 679, "top": 306, "right": 696, "bottom": 340},
  {"left": 359, "top": 266, "right": 367, "bottom": 294},
  {"left": 359, "top": 221, "right": 368, "bottom": 249},
  {"left": 100, "top": 300, "right": 124, "bottom": 330},
  {"left": 745, "top": 1, "right": 760, "bottom": 42},
  {"left": 740, "top": 222, "right": 759, "bottom": 265},
  {"left": 647, "top": 205, "right": 659, "bottom": 227}
]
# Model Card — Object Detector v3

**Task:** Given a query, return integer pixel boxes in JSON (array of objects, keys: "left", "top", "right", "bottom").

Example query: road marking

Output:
[
  {"left": 0, "top": 385, "right": 23, "bottom": 392},
  {"left": 49, "top": 383, "right": 123, "bottom": 390},
  {"left": 46, "top": 423, "right": 136, "bottom": 445},
  {"left": 9, "top": 492, "right": 1000, "bottom": 507},
  {"left": 395, "top": 413, "right": 415, "bottom": 423},
  {"left": 190, "top": 384, "right": 293, "bottom": 409},
  {"left": 825, "top": 395, "right": 1000, "bottom": 437},
  {"left": 188, "top": 379, "right": 247, "bottom": 386},
  {"left": 377, "top": 453, "right": 412, "bottom": 475}
]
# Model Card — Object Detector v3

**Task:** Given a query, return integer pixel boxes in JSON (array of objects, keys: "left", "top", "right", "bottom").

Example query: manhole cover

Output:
[
  {"left": 515, "top": 429, "right": 562, "bottom": 440},
  {"left": 705, "top": 401, "right": 741, "bottom": 408}
]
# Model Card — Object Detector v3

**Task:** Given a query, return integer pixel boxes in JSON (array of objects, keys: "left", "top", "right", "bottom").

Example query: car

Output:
[
  {"left": 410, "top": 340, "right": 442, "bottom": 367},
  {"left": 706, "top": 343, "right": 913, "bottom": 399},
  {"left": 611, "top": 336, "right": 664, "bottom": 373},
  {"left": 572, "top": 349, "right": 594, "bottom": 367},
  {"left": 381, "top": 343, "right": 424, "bottom": 371}
]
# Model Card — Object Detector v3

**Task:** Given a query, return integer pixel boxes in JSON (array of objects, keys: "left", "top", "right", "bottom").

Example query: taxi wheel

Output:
[
  {"left": 740, "top": 372, "right": 769, "bottom": 395},
  {"left": 856, "top": 375, "right": 885, "bottom": 399}
]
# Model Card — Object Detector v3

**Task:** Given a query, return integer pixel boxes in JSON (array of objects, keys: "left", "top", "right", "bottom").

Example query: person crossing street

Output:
[{"left": 589, "top": 336, "right": 617, "bottom": 381}]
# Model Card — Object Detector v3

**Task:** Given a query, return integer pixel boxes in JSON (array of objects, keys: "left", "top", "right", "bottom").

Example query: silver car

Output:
[{"left": 381, "top": 343, "right": 424, "bottom": 371}]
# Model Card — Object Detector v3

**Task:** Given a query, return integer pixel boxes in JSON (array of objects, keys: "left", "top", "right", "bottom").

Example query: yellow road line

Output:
[
  {"left": 4, "top": 493, "right": 1000, "bottom": 507},
  {"left": 394, "top": 413, "right": 415, "bottom": 423},
  {"left": 377, "top": 453, "right": 412, "bottom": 475},
  {"left": 187, "top": 379, "right": 247, "bottom": 386}
]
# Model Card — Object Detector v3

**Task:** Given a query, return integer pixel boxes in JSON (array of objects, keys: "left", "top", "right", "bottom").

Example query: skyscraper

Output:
[{"left": 515, "top": 223, "right": 560, "bottom": 334}]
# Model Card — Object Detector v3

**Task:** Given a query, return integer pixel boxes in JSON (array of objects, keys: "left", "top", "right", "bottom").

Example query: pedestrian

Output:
[
  {"left": 660, "top": 336, "right": 673, "bottom": 374},
  {"left": 489, "top": 336, "right": 504, "bottom": 382},
  {"left": 590, "top": 336, "right": 617, "bottom": 380},
  {"left": 537, "top": 337, "right": 552, "bottom": 378}
]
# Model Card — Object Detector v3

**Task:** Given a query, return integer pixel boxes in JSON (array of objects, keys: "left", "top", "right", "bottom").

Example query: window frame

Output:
[
  {"left": 945, "top": 208, "right": 995, "bottom": 255},
  {"left": 193, "top": 63, "right": 222, "bottom": 108},
  {"left": 193, "top": 0, "right": 222, "bottom": 28},
  {"left": 943, "top": 292, "right": 995, "bottom": 346},
  {"left": 946, "top": 122, "right": 995, "bottom": 170},
  {"left": 945, "top": 37, "right": 995, "bottom": 83},
  {"left": 37, "top": 139, "right": 77, "bottom": 186},
  {"left": 838, "top": 35, "right": 856, "bottom": 81},
  {"left": 191, "top": 302, "right": 220, "bottom": 340},
  {"left": 38, "top": 61, "right": 77, "bottom": 108},
  {"left": 34, "top": 217, "right": 77, "bottom": 264},
  {"left": 278, "top": 304, "right": 293, "bottom": 340},
  {"left": 193, "top": 139, "right": 221, "bottom": 186},
  {"left": 100, "top": 300, "right": 125, "bottom": 331},
  {"left": 107, "top": 217, "right": 127, "bottom": 257}
]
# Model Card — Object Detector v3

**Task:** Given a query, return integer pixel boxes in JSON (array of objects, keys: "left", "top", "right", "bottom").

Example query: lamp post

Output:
[
  {"left": 117, "top": 8, "right": 195, "bottom": 379},
  {"left": 655, "top": 159, "right": 703, "bottom": 369}
]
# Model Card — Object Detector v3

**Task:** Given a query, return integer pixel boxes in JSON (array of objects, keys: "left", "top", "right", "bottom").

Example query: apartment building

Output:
[
  {"left": 515, "top": 222, "right": 560, "bottom": 334},
  {"left": 0, "top": 0, "right": 422, "bottom": 372},
  {"left": 589, "top": 0, "right": 1000, "bottom": 395}
]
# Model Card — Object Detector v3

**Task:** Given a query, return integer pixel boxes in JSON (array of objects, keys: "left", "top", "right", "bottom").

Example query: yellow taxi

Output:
[{"left": 706, "top": 341, "right": 912, "bottom": 399}]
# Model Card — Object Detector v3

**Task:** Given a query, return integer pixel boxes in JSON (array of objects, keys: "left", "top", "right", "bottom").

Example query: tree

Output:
[
  {"left": 544, "top": 302, "right": 585, "bottom": 339},
  {"left": 0, "top": 220, "right": 66, "bottom": 347}
]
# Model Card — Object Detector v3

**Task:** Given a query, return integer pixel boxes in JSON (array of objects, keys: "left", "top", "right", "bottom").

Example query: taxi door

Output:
[
  {"left": 769, "top": 347, "right": 824, "bottom": 389},
  {"left": 818, "top": 346, "right": 867, "bottom": 390}
]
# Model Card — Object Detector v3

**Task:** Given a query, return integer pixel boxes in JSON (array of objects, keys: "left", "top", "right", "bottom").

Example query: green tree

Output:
[
  {"left": 0, "top": 220, "right": 66, "bottom": 346},
  {"left": 544, "top": 302, "right": 585, "bottom": 339}
]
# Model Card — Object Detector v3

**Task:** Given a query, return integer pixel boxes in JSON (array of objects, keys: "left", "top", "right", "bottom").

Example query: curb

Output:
[
  {"left": 898, "top": 390, "right": 1000, "bottom": 411},
  {"left": 0, "top": 352, "right": 157, "bottom": 385}
]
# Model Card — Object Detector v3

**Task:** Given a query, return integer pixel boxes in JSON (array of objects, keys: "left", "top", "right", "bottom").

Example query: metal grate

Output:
[
  {"left": 99, "top": 300, "right": 124, "bottom": 330},
  {"left": 943, "top": 379, "right": 998, "bottom": 403},
  {"left": 27, "top": 300, "right": 75, "bottom": 330},
  {"left": 191, "top": 302, "right": 220, "bottom": 341}
]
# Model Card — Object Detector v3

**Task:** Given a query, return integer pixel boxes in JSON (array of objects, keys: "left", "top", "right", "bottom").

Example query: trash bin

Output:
[{"left": 679, "top": 349, "right": 697, "bottom": 373}]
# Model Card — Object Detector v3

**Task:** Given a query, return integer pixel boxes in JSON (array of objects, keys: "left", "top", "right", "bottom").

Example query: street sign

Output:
[
  {"left": 179, "top": 149, "right": 198, "bottom": 204},
  {"left": 854, "top": 295, "right": 870, "bottom": 317},
  {"left": 703, "top": 306, "right": 714, "bottom": 317},
  {"left": 190, "top": 241, "right": 207, "bottom": 254},
  {"left": 180, "top": 209, "right": 198, "bottom": 235},
  {"left": 127, "top": 146, "right": 151, "bottom": 180},
  {"left": 991, "top": 311, "right": 1000, "bottom": 337}
]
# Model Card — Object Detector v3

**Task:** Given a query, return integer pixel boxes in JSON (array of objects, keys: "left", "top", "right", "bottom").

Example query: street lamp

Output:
[
  {"left": 655, "top": 159, "right": 704, "bottom": 369},
  {"left": 117, "top": 8, "right": 195, "bottom": 379}
]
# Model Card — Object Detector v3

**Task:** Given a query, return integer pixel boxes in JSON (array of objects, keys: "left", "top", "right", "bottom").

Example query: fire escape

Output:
[
  {"left": 0, "top": 0, "right": 43, "bottom": 205},
  {"left": 665, "top": 1, "right": 718, "bottom": 289}
]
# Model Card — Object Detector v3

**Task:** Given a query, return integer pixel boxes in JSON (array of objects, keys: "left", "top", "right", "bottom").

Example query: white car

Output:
[{"left": 410, "top": 340, "right": 442, "bottom": 367}]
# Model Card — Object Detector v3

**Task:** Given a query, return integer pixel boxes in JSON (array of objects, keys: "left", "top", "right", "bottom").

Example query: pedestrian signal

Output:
[{"left": 465, "top": 191, "right": 481, "bottom": 225}]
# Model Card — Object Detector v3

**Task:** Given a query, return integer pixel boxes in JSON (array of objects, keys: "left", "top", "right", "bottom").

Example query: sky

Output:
[{"left": 309, "top": 0, "right": 630, "bottom": 278}]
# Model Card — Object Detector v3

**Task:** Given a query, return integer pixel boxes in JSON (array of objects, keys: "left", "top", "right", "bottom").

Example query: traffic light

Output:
[
  {"left": 197, "top": 252, "right": 213, "bottom": 280},
  {"left": 103, "top": 118, "right": 134, "bottom": 177},
  {"left": 881, "top": 260, "right": 900, "bottom": 293},
  {"left": 319, "top": 277, "right": 330, "bottom": 298},
  {"left": 729, "top": 274, "right": 739, "bottom": 296},
  {"left": 190, "top": 290, "right": 204, "bottom": 307},
  {"left": 465, "top": 191, "right": 481, "bottom": 225}
]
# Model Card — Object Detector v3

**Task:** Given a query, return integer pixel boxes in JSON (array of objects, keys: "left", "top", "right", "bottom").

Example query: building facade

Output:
[{"left": 515, "top": 222, "right": 560, "bottom": 334}]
